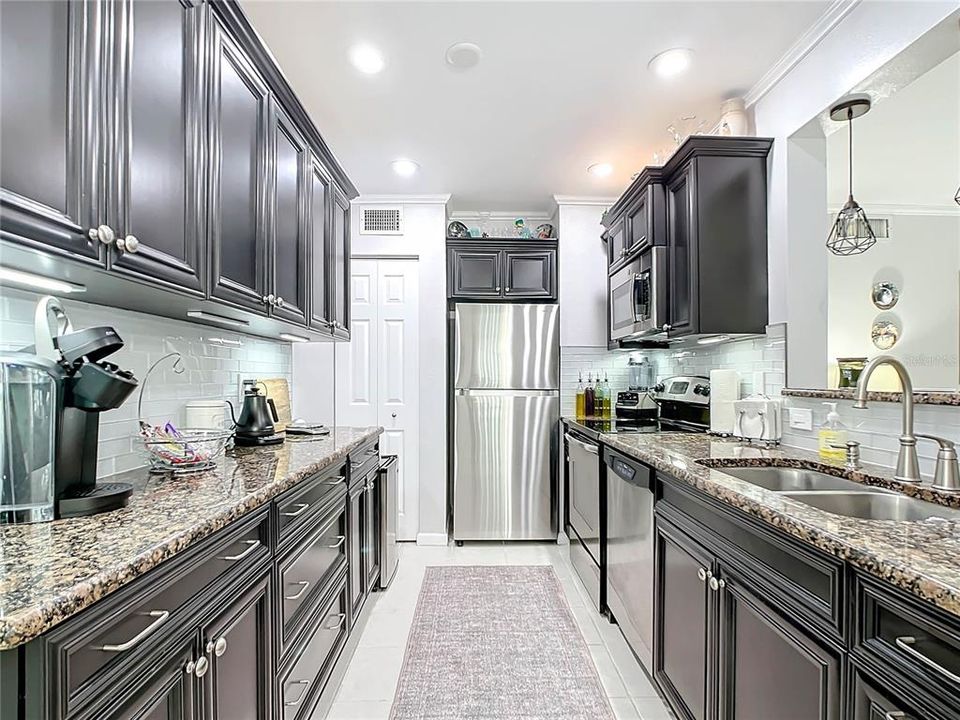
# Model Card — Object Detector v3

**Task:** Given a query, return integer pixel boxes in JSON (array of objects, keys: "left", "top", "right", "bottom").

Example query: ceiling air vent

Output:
[{"left": 360, "top": 206, "right": 403, "bottom": 235}]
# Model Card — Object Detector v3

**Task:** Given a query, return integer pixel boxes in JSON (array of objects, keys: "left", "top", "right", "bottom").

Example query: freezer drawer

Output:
[
  {"left": 453, "top": 303, "right": 559, "bottom": 389},
  {"left": 453, "top": 389, "right": 558, "bottom": 540}
]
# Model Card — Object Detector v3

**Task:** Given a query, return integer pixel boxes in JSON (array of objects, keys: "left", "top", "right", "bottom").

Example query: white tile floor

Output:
[{"left": 324, "top": 542, "right": 675, "bottom": 720}]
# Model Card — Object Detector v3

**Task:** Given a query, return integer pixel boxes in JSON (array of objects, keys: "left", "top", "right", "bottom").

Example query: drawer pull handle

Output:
[
  {"left": 219, "top": 539, "right": 260, "bottom": 562},
  {"left": 285, "top": 581, "right": 311, "bottom": 601},
  {"left": 326, "top": 535, "right": 346, "bottom": 549},
  {"left": 282, "top": 503, "right": 311, "bottom": 518},
  {"left": 894, "top": 636, "right": 960, "bottom": 683},
  {"left": 884, "top": 712, "right": 910, "bottom": 720},
  {"left": 284, "top": 679, "right": 311, "bottom": 707},
  {"left": 324, "top": 476, "right": 345, "bottom": 486},
  {"left": 98, "top": 610, "right": 169, "bottom": 652},
  {"left": 324, "top": 613, "right": 346, "bottom": 631}
]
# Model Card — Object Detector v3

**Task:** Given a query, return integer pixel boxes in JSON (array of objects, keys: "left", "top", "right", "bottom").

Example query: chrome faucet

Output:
[{"left": 853, "top": 355, "right": 960, "bottom": 492}]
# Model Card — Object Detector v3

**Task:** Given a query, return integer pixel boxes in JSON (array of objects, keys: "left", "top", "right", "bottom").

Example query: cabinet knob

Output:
[
  {"left": 194, "top": 655, "right": 209, "bottom": 677},
  {"left": 262, "top": 293, "right": 275, "bottom": 305},
  {"left": 89, "top": 224, "right": 116, "bottom": 245},
  {"left": 495, "top": 286, "right": 501, "bottom": 293},
  {"left": 214, "top": 636, "right": 228, "bottom": 657},
  {"left": 697, "top": 567, "right": 710, "bottom": 582},
  {"left": 116, "top": 234, "right": 139, "bottom": 253},
  {"left": 505, "top": 287, "right": 511, "bottom": 293},
  {"left": 276, "top": 296, "right": 285, "bottom": 308},
  {"left": 662, "top": 323, "right": 672, "bottom": 332},
  {"left": 708, "top": 576, "right": 726, "bottom": 592}
]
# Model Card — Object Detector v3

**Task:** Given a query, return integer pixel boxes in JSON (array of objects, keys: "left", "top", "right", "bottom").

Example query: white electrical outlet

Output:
[{"left": 789, "top": 407, "right": 814, "bottom": 431}]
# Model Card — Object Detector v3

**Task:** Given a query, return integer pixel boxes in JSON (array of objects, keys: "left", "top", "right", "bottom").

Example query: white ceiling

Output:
[{"left": 243, "top": 0, "right": 830, "bottom": 211}]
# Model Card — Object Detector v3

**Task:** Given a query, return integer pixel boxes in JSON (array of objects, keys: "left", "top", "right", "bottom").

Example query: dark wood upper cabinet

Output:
[
  {"left": 447, "top": 241, "right": 558, "bottom": 300},
  {"left": 106, "top": 0, "right": 206, "bottom": 293},
  {"left": 329, "top": 185, "right": 350, "bottom": 337},
  {"left": 269, "top": 105, "right": 309, "bottom": 324},
  {"left": 448, "top": 248, "right": 502, "bottom": 298},
  {"left": 203, "top": 571, "right": 273, "bottom": 720},
  {"left": 308, "top": 157, "right": 331, "bottom": 331},
  {"left": 666, "top": 166, "right": 697, "bottom": 337},
  {"left": 503, "top": 250, "right": 555, "bottom": 298},
  {"left": 717, "top": 567, "right": 841, "bottom": 720},
  {"left": 0, "top": 0, "right": 102, "bottom": 263},
  {"left": 208, "top": 14, "right": 270, "bottom": 313}
]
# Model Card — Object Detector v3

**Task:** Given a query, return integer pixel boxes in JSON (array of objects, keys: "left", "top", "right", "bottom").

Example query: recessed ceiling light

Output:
[
  {"left": 587, "top": 162, "right": 613, "bottom": 178},
  {"left": 648, "top": 48, "right": 694, "bottom": 79},
  {"left": 350, "top": 44, "right": 385, "bottom": 75},
  {"left": 445, "top": 42, "right": 483, "bottom": 71},
  {"left": 391, "top": 159, "right": 419, "bottom": 177}
]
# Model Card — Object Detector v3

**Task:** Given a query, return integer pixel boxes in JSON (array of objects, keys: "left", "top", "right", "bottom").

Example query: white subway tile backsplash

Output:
[{"left": 0, "top": 287, "right": 292, "bottom": 479}]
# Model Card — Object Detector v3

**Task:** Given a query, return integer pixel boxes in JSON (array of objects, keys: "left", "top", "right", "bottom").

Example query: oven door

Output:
[{"left": 609, "top": 247, "right": 666, "bottom": 341}]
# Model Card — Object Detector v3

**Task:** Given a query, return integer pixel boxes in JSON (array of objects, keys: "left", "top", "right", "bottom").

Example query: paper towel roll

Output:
[{"left": 710, "top": 369, "right": 740, "bottom": 434}]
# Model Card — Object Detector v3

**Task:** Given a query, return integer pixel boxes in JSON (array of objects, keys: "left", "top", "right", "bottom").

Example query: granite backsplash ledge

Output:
[{"left": 0, "top": 426, "right": 380, "bottom": 650}]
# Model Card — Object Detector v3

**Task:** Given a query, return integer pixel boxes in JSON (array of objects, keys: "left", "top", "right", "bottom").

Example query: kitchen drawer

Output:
[
  {"left": 44, "top": 510, "right": 270, "bottom": 719},
  {"left": 277, "top": 463, "right": 347, "bottom": 546},
  {"left": 659, "top": 478, "right": 845, "bottom": 642},
  {"left": 348, "top": 441, "right": 379, "bottom": 481},
  {"left": 279, "top": 572, "right": 349, "bottom": 720},
  {"left": 853, "top": 572, "right": 960, "bottom": 712},
  {"left": 849, "top": 662, "right": 951, "bottom": 720},
  {"left": 278, "top": 494, "right": 347, "bottom": 656}
]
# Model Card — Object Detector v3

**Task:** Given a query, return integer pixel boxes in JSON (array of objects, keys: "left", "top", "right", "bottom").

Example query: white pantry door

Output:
[{"left": 337, "top": 258, "right": 420, "bottom": 541}]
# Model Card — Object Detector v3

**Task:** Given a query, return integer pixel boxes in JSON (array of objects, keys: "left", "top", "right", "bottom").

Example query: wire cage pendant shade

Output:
[{"left": 827, "top": 97, "right": 876, "bottom": 257}]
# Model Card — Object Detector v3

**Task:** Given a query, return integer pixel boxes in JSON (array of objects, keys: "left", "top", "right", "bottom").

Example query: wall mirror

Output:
[{"left": 787, "top": 14, "right": 960, "bottom": 394}]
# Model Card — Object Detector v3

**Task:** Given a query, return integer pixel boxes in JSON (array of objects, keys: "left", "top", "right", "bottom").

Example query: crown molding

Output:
[
  {"left": 353, "top": 194, "right": 450, "bottom": 205},
  {"left": 552, "top": 195, "right": 619, "bottom": 207},
  {"left": 448, "top": 210, "right": 554, "bottom": 221},
  {"left": 827, "top": 202, "right": 960, "bottom": 217},
  {"left": 744, "top": 0, "right": 862, "bottom": 108}
]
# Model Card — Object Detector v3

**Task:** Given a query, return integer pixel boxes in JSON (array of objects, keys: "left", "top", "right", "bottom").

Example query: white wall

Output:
[
  {"left": 331, "top": 195, "right": 448, "bottom": 545},
  {"left": 554, "top": 198, "right": 613, "bottom": 348},
  {"left": 751, "top": 0, "right": 959, "bottom": 389}
]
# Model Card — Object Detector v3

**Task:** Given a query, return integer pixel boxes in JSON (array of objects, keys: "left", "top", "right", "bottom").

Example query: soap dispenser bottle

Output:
[{"left": 818, "top": 402, "right": 848, "bottom": 461}]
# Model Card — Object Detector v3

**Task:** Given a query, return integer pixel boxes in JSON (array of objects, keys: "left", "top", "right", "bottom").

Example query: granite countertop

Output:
[
  {"left": 564, "top": 419, "right": 960, "bottom": 617},
  {"left": 0, "top": 426, "right": 381, "bottom": 650}
]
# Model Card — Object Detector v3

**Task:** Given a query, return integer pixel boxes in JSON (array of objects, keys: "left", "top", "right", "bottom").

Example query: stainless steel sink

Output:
[
  {"left": 779, "top": 491, "right": 960, "bottom": 521},
  {"left": 717, "top": 466, "right": 869, "bottom": 493}
]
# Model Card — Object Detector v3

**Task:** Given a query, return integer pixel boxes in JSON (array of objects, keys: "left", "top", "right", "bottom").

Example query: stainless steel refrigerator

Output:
[{"left": 452, "top": 303, "right": 560, "bottom": 541}]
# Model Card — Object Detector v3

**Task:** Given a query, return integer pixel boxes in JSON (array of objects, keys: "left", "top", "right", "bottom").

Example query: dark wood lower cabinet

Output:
[
  {"left": 717, "top": 568, "right": 841, "bottom": 720},
  {"left": 203, "top": 571, "right": 273, "bottom": 720},
  {"left": 103, "top": 636, "right": 198, "bottom": 720},
  {"left": 655, "top": 518, "right": 714, "bottom": 720},
  {"left": 1, "top": 452, "right": 384, "bottom": 720}
]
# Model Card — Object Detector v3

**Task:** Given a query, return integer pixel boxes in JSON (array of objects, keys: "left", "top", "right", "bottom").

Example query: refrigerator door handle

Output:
[{"left": 455, "top": 388, "right": 559, "bottom": 397}]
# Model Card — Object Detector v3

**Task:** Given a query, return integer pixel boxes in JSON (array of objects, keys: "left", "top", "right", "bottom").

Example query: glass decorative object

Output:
[{"left": 871, "top": 320, "right": 900, "bottom": 350}]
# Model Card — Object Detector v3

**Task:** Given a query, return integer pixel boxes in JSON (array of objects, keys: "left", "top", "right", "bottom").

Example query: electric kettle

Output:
[{"left": 227, "top": 384, "right": 284, "bottom": 446}]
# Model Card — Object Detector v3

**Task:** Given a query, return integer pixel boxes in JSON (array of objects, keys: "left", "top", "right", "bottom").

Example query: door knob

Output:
[{"left": 391, "top": 412, "right": 397, "bottom": 418}]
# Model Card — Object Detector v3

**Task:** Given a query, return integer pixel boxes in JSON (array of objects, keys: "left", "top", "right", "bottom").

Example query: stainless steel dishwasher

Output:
[
  {"left": 604, "top": 447, "right": 655, "bottom": 673},
  {"left": 565, "top": 431, "right": 603, "bottom": 609}
]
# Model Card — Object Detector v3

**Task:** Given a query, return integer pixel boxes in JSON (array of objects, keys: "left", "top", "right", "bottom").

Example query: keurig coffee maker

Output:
[{"left": 28, "top": 297, "right": 139, "bottom": 518}]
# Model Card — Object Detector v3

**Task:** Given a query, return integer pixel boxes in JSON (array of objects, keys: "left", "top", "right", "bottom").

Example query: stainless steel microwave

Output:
[{"left": 609, "top": 246, "right": 667, "bottom": 341}]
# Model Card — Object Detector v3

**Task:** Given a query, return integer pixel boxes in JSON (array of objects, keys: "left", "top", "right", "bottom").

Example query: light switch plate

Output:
[{"left": 789, "top": 407, "right": 814, "bottom": 431}]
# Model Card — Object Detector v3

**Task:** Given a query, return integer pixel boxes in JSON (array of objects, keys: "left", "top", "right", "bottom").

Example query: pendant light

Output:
[{"left": 826, "top": 97, "right": 877, "bottom": 256}]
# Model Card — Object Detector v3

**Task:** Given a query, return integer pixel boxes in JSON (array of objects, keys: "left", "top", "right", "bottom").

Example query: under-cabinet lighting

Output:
[
  {"left": 0, "top": 266, "right": 86, "bottom": 294},
  {"left": 697, "top": 335, "right": 730, "bottom": 345},
  {"left": 279, "top": 333, "right": 309, "bottom": 343},
  {"left": 207, "top": 337, "right": 244, "bottom": 347},
  {"left": 186, "top": 311, "right": 249, "bottom": 329}
]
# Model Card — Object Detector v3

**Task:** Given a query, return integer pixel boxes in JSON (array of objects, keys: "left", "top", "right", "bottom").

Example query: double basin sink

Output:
[{"left": 715, "top": 466, "right": 960, "bottom": 522}]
